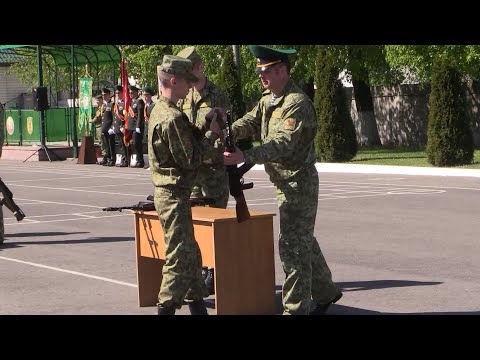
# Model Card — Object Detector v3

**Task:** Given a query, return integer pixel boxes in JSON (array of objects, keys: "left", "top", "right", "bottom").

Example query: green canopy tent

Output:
[{"left": 0, "top": 45, "right": 121, "bottom": 159}]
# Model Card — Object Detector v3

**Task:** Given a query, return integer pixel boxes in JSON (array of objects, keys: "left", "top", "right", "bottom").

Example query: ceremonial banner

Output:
[{"left": 79, "top": 77, "right": 93, "bottom": 137}]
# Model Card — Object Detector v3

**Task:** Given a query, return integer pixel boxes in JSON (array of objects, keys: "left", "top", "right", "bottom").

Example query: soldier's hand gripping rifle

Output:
[
  {"left": 102, "top": 196, "right": 216, "bottom": 212},
  {"left": 0, "top": 178, "right": 26, "bottom": 222},
  {"left": 224, "top": 110, "right": 254, "bottom": 223}
]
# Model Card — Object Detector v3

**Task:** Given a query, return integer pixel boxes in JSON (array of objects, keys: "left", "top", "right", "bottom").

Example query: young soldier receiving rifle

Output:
[{"left": 148, "top": 55, "right": 223, "bottom": 315}]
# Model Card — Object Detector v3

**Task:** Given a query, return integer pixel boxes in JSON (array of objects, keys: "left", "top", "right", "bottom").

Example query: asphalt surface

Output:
[{"left": 1, "top": 159, "right": 479, "bottom": 315}]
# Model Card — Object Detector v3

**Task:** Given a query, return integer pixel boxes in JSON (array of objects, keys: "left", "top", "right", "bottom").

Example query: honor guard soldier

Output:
[
  {"left": 221, "top": 45, "right": 343, "bottom": 315},
  {"left": 113, "top": 85, "right": 128, "bottom": 167},
  {"left": 127, "top": 85, "right": 145, "bottom": 168},
  {"left": 141, "top": 86, "right": 156, "bottom": 147},
  {"left": 99, "top": 88, "right": 115, "bottom": 166}
]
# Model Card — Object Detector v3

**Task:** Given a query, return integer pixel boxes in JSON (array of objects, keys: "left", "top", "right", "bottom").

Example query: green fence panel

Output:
[
  {"left": 4, "top": 109, "right": 21, "bottom": 144},
  {"left": 45, "top": 108, "right": 68, "bottom": 142},
  {"left": 20, "top": 110, "right": 41, "bottom": 143}
]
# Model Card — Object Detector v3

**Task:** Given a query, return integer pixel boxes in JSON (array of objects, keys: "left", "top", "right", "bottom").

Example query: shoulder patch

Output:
[{"left": 284, "top": 118, "right": 296, "bottom": 130}]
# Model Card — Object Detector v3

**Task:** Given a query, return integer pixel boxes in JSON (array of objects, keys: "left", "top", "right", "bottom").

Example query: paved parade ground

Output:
[{"left": 0, "top": 159, "right": 479, "bottom": 315}]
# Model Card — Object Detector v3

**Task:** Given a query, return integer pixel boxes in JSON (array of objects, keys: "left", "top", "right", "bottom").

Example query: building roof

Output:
[{"left": 0, "top": 49, "right": 25, "bottom": 64}]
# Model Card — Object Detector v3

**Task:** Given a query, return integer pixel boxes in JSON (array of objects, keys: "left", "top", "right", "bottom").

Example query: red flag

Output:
[{"left": 121, "top": 56, "right": 132, "bottom": 145}]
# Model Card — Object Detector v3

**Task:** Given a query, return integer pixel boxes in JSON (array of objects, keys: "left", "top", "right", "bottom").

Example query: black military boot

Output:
[
  {"left": 310, "top": 292, "right": 343, "bottom": 315},
  {"left": 157, "top": 304, "right": 176, "bottom": 315},
  {"left": 188, "top": 299, "right": 208, "bottom": 315}
]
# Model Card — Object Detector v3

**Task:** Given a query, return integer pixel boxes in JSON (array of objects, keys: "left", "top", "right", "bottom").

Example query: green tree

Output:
[
  {"left": 217, "top": 47, "right": 245, "bottom": 119},
  {"left": 314, "top": 47, "right": 357, "bottom": 162},
  {"left": 426, "top": 56, "right": 474, "bottom": 166}
]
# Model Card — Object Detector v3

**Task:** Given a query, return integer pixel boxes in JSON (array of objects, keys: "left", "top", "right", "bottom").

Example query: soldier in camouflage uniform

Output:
[
  {"left": 222, "top": 45, "right": 343, "bottom": 315},
  {"left": 176, "top": 46, "right": 230, "bottom": 209},
  {"left": 176, "top": 47, "right": 229, "bottom": 295},
  {"left": 0, "top": 102, "right": 4, "bottom": 244},
  {"left": 148, "top": 55, "right": 223, "bottom": 315},
  {"left": 89, "top": 94, "right": 106, "bottom": 164}
]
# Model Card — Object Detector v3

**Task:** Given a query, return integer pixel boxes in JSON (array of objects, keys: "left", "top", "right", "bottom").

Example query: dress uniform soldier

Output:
[
  {"left": 222, "top": 45, "right": 343, "bottom": 315},
  {"left": 127, "top": 85, "right": 145, "bottom": 168},
  {"left": 100, "top": 88, "right": 115, "bottom": 166},
  {"left": 141, "top": 86, "right": 156, "bottom": 148},
  {"left": 113, "top": 85, "right": 128, "bottom": 167},
  {"left": 149, "top": 55, "right": 223, "bottom": 315}
]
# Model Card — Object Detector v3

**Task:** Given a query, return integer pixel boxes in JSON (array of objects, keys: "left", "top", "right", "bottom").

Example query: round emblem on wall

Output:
[{"left": 6, "top": 116, "right": 14, "bottom": 135}]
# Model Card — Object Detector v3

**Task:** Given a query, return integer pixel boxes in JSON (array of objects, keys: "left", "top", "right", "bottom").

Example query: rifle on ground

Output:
[
  {"left": 102, "top": 196, "right": 216, "bottom": 212},
  {"left": 0, "top": 178, "right": 26, "bottom": 222},
  {"left": 224, "top": 111, "right": 254, "bottom": 223}
]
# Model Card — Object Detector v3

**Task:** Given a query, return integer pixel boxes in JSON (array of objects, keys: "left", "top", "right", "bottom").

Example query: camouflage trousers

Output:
[
  {"left": 274, "top": 166, "right": 340, "bottom": 315},
  {"left": 95, "top": 126, "right": 106, "bottom": 157},
  {"left": 0, "top": 205, "right": 4, "bottom": 243},
  {"left": 154, "top": 186, "right": 208, "bottom": 308},
  {"left": 191, "top": 164, "right": 229, "bottom": 209}
]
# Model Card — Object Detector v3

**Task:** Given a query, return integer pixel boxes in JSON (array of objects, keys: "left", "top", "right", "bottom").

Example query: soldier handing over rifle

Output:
[{"left": 219, "top": 45, "right": 343, "bottom": 315}]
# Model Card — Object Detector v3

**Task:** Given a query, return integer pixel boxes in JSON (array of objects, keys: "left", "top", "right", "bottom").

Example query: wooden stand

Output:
[
  {"left": 77, "top": 136, "right": 97, "bottom": 164},
  {"left": 134, "top": 207, "right": 276, "bottom": 315}
]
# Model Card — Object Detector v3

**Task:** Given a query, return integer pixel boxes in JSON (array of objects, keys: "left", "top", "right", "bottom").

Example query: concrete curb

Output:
[{"left": 249, "top": 163, "right": 480, "bottom": 178}]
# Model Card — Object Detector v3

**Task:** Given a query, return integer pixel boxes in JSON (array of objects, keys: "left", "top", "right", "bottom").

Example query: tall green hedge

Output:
[
  {"left": 217, "top": 47, "right": 252, "bottom": 150},
  {"left": 314, "top": 47, "right": 357, "bottom": 162},
  {"left": 426, "top": 56, "right": 473, "bottom": 166}
]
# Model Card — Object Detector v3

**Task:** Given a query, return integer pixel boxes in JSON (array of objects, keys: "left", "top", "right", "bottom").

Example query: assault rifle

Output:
[
  {"left": 0, "top": 178, "right": 26, "bottom": 222},
  {"left": 102, "top": 195, "right": 216, "bottom": 212},
  {"left": 224, "top": 111, "right": 254, "bottom": 223}
]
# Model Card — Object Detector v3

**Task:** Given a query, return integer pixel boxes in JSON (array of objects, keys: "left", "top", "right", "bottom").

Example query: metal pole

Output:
[
  {"left": 71, "top": 45, "right": 79, "bottom": 158},
  {"left": 37, "top": 45, "right": 46, "bottom": 147}
]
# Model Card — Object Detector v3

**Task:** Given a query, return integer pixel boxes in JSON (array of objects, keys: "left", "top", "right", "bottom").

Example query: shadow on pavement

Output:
[{"left": 0, "top": 236, "right": 134, "bottom": 249}]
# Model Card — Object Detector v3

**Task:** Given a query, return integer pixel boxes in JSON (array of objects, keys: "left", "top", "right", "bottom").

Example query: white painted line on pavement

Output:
[{"left": 0, "top": 256, "right": 137, "bottom": 287}]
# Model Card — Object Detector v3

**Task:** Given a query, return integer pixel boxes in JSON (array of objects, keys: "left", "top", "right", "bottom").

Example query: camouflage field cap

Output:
[
  {"left": 248, "top": 45, "right": 296, "bottom": 73},
  {"left": 159, "top": 55, "right": 199, "bottom": 83},
  {"left": 176, "top": 46, "right": 202, "bottom": 65},
  {"left": 101, "top": 87, "right": 111, "bottom": 94},
  {"left": 141, "top": 86, "right": 155, "bottom": 95}
]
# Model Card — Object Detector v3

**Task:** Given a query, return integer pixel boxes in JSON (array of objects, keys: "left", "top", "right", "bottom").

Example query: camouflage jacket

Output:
[
  {"left": 232, "top": 79, "right": 317, "bottom": 182},
  {"left": 148, "top": 96, "right": 220, "bottom": 192},
  {"left": 178, "top": 79, "right": 230, "bottom": 166},
  {"left": 92, "top": 104, "right": 103, "bottom": 128}
]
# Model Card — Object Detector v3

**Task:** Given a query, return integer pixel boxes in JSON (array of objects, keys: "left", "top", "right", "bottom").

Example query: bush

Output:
[
  {"left": 314, "top": 47, "right": 357, "bottom": 162},
  {"left": 426, "top": 56, "right": 474, "bottom": 166},
  {"left": 217, "top": 47, "right": 252, "bottom": 150}
]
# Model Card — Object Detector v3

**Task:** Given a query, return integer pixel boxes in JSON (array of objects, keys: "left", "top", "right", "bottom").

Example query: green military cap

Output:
[
  {"left": 159, "top": 55, "right": 199, "bottom": 83},
  {"left": 95, "top": 94, "right": 103, "bottom": 100},
  {"left": 114, "top": 85, "right": 123, "bottom": 92},
  {"left": 176, "top": 46, "right": 202, "bottom": 65},
  {"left": 141, "top": 86, "right": 155, "bottom": 95},
  {"left": 248, "top": 45, "right": 296, "bottom": 73},
  {"left": 101, "top": 87, "right": 111, "bottom": 94},
  {"left": 128, "top": 84, "right": 139, "bottom": 91}
]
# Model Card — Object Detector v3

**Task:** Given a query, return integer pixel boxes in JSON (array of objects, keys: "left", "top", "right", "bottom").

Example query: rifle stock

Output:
[
  {"left": 0, "top": 178, "right": 26, "bottom": 222},
  {"left": 102, "top": 196, "right": 216, "bottom": 212}
]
